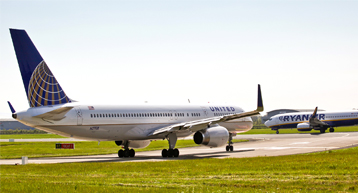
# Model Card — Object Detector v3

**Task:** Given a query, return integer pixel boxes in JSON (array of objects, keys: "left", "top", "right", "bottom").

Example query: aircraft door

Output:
[
  {"left": 174, "top": 110, "right": 178, "bottom": 120},
  {"left": 169, "top": 110, "right": 173, "bottom": 120},
  {"left": 75, "top": 107, "right": 83, "bottom": 125},
  {"left": 201, "top": 106, "right": 209, "bottom": 117}
]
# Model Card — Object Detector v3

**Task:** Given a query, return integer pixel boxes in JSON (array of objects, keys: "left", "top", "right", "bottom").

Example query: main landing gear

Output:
[
  {"left": 162, "top": 133, "right": 180, "bottom": 158},
  {"left": 329, "top": 127, "right": 335, "bottom": 132},
  {"left": 226, "top": 133, "right": 234, "bottom": 152},
  {"left": 115, "top": 141, "right": 135, "bottom": 158},
  {"left": 118, "top": 148, "right": 135, "bottom": 158}
]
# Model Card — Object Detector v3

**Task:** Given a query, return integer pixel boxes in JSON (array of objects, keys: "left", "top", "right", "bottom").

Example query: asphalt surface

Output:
[{"left": 1, "top": 132, "right": 358, "bottom": 165}]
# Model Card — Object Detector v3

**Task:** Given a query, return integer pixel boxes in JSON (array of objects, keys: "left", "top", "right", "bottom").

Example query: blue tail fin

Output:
[{"left": 10, "top": 29, "right": 71, "bottom": 107}]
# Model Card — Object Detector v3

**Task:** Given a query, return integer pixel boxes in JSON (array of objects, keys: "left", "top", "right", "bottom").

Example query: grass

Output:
[
  {"left": 1, "top": 146, "right": 357, "bottom": 192},
  {"left": 0, "top": 139, "right": 248, "bottom": 159},
  {"left": 239, "top": 125, "right": 358, "bottom": 135},
  {"left": 0, "top": 134, "right": 66, "bottom": 139}
]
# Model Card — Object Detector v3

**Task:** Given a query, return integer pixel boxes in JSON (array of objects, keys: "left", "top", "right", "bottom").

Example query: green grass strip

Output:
[
  {"left": 1, "top": 147, "right": 357, "bottom": 192},
  {"left": 0, "top": 139, "right": 248, "bottom": 159}
]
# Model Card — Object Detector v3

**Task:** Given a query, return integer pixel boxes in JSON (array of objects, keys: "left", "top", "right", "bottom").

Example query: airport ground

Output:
[
  {"left": 1, "top": 135, "right": 358, "bottom": 192},
  {"left": 1, "top": 128, "right": 358, "bottom": 192}
]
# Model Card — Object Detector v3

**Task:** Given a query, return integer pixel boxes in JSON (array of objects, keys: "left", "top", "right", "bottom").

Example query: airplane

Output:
[
  {"left": 8, "top": 28, "right": 264, "bottom": 158},
  {"left": 264, "top": 107, "right": 358, "bottom": 134}
]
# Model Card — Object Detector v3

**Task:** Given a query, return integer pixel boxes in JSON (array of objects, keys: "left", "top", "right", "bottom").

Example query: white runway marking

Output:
[{"left": 289, "top": 142, "right": 310, "bottom": 145}]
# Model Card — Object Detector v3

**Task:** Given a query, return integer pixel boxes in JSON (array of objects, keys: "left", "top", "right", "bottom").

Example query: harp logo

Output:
[{"left": 28, "top": 61, "right": 70, "bottom": 107}]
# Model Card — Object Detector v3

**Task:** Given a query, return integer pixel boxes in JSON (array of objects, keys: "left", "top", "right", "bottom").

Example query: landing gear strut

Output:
[
  {"left": 226, "top": 133, "right": 234, "bottom": 152},
  {"left": 162, "top": 133, "right": 180, "bottom": 158}
]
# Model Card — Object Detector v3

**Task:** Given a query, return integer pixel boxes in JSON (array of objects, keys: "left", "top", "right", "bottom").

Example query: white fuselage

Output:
[
  {"left": 265, "top": 110, "right": 358, "bottom": 129},
  {"left": 15, "top": 103, "right": 253, "bottom": 141}
]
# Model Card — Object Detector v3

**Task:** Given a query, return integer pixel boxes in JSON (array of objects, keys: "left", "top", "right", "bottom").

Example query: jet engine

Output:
[
  {"left": 115, "top": 140, "right": 151, "bottom": 149},
  {"left": 297, "top": 123, "right": 312, "bottom": 131},
  {"left": 193, "top": 125, "right": 229, "bottom": 147}
]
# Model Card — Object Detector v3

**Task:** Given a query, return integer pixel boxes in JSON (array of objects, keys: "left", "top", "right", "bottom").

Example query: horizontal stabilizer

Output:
[
  {"left": 34, "top": 106, "right": 73, "bottom": 121},
  {"left": 7, "top": 101, "right": 16, "bottom": 114}
]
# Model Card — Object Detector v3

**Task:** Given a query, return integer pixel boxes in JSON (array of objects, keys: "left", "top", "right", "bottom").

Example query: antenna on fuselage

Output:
[{"left": 188, "top": 99, "right": 190, "bottom": 103}]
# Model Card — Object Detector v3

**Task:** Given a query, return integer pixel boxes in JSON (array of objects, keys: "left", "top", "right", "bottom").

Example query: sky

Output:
[{"left": 0, "top": 0, "right": 357, "bottom": 119}]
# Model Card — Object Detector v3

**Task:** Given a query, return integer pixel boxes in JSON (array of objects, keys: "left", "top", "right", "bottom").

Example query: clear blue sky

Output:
[{"left": 1, "top": 0, "right": 357, "bottom": 118}]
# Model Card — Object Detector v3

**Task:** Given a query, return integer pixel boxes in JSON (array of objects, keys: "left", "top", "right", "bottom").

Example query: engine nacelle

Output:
[
  {"left": 115, "top": 140, "right": 151, "bottom": 149},
  {"left": 297, "top": 123, "right": 312, "bottom": 131},
  {"left": 193, "top": 125, "right": 229, "bottom": 147}
]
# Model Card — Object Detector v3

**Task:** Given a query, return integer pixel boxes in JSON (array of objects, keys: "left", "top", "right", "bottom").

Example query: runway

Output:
[{"left": 1, "top": 132, "right": 358, "bottom": 165}]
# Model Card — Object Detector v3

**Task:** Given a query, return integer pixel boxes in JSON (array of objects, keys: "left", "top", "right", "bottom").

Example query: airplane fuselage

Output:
[
  {"left": 265, "top": 110, "right": 358, "bottom": 129},
  {"left": 15, "top": 103, "right": 253, "bottom": 141}
]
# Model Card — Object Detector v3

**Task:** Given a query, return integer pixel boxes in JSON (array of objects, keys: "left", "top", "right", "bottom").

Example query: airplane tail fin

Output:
[{"left": 10, "top": 29, "right": 71, "bottom": 107}]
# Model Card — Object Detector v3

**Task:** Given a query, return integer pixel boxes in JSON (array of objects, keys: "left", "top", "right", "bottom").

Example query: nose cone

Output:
[{"left": 264, "top": 119, "right": 272, "bottom": 127}]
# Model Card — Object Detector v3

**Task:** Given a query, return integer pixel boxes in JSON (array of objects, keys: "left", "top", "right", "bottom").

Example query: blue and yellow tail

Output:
[{"left": 10, "top": 29, "right": 71, "bottom": 107}]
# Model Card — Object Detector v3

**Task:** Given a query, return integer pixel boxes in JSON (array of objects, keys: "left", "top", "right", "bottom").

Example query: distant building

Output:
[
  {"left": 0, "top": 118, "right": 35, "bottom": 130},
  {"left": 261, "top": 109, "right": 325, "bottom": 124}
]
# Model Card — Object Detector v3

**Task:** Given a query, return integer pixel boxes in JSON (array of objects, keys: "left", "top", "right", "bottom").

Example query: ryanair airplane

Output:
[
  {"left": 265, "top": 107, "right": 358, "bottom": 134},
  {"left": 8, "top": 29, "right": 264, "bottom": 158}
]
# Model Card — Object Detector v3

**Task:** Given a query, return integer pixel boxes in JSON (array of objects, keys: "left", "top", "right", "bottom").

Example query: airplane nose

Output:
[{"left": 264, "top": 120, "right": 271, "bottom": 127}]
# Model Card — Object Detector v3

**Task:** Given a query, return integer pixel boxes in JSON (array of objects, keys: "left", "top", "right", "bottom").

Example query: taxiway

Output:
[{"left": 1, "top": 132, "right": 357, "bottom": 165}]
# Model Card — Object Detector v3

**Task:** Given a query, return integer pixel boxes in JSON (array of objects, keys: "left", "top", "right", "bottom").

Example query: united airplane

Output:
[
  {"left": 8, "top": 29, "right": 264, "bottom": 158},
  {"left": 265, "top": 107, "right": 358, "bottom": 134}
]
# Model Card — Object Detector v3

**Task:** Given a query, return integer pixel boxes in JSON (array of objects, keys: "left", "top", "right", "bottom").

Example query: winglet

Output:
[
  {"left": 312, "top": 106, "right": 318, "bottom": 118},
  {"left": 256, "top": 84, "right": 264, "bottom": 112},
  {"left": 7, "top": 101, "right": 16, "bottom": 114}
]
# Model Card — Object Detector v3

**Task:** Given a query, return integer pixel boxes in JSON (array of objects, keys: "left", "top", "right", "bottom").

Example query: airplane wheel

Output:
[
  {"left": 118, "top": 149, "right": 124, "bottom": 158},
  {"left": 162, "top": 149, "right": 168, "bottom": 157},
  {"left": 124, "top": 150, "right": 130, "bottom": 157},
  {"left": 226, "top": 145, "right": 230, "bottom": 151},
  {"left": 173, "top": 148, "right": 179, "bottom": 157},
  {"left": 167, "top": 149, "right": 174, "bottom": 157},
  {"left": 276, "top": 130, "right": 279, "bottom": 134},
  {"left": 129, "top": 149, "right": 135, "bottom": 157},
  {"left": 320, "top": 129, "right": 325, "bottom": 133},
  {"left": 229, "top": 146, "right": 234, "bottom": 151},
  {"left": 330, "top": 128, "right": 334, "bottom": 132}
]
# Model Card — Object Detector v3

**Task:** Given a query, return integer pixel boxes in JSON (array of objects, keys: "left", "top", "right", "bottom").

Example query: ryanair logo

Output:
[
  {"left": 27, "top": 61, "right": 71, "bottom": 107},
  {"left": 279, "top": 114, "right": 326, "bottom": 122}
]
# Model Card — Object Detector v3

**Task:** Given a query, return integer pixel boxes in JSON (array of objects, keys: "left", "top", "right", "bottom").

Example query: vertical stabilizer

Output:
[{"left": 10, "top": 29, "right": 71, "bottom": 107}]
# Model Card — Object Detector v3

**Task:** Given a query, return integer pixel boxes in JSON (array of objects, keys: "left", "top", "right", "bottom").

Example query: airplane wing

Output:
[
  {"left": 34, "top": 106, "right": 74, "bottom": 121},
  {"left": 149, "top": 84, "right": 264, "bottom": 136},
  {"left": 309, "top": 107, "right": 329, "bottom": 127}
]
